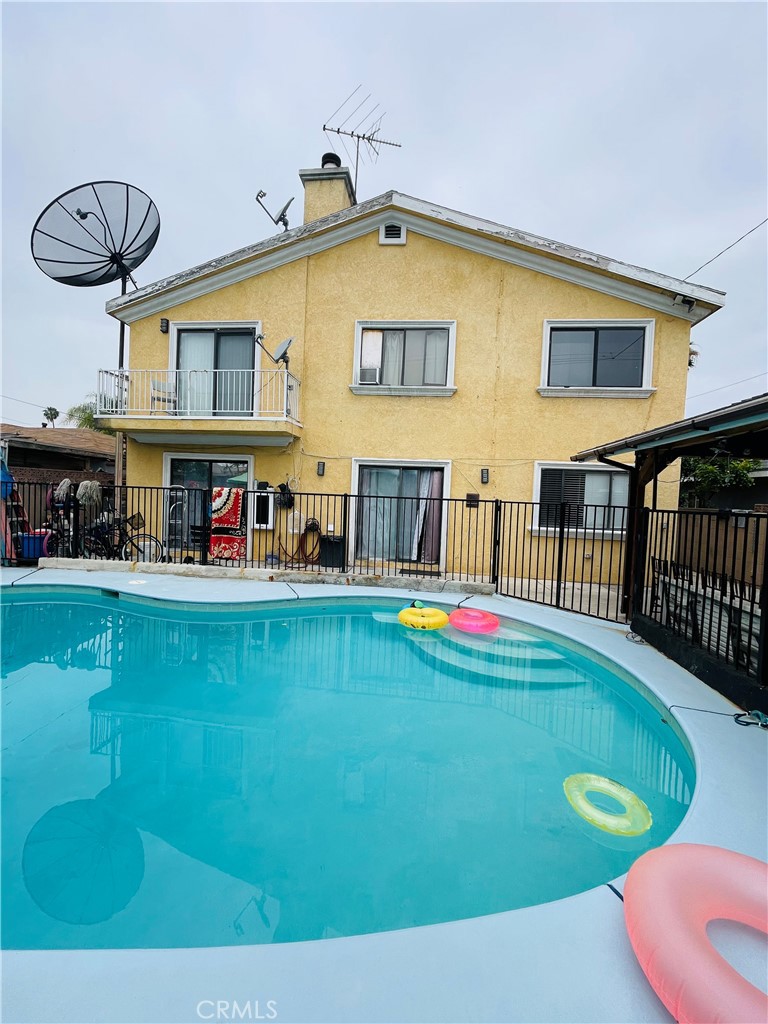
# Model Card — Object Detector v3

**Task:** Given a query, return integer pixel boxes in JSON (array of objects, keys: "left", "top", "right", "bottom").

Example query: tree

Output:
[
  {"left": 65, "top": 394, "right": 115, "bottom": 435},
  {"left": 42, "top": 406, "right": 59, "bottom": 427},
  {"left": 680, "top": 455, "right": 760, "bottom": 507}
]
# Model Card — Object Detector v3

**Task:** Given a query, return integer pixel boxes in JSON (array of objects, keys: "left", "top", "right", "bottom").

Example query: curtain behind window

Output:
[{"left": 178, "top": 332, "right": 215, "bottom": 414}]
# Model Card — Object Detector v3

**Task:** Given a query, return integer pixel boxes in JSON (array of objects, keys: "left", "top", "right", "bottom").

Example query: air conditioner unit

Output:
[{"left": 359, "top": 367, "right": 380, "bottom": 385}]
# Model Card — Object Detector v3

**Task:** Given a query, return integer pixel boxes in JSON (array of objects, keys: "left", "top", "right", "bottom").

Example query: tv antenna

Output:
[
  {"left": 31, "top": 180, "right": 160, "bottom": 369},
  {"left": 255, "top": 191, "right": 294, "bottom": 232},
  {"left": 323, "top": 85, "right": 401, "bottom": 192}
]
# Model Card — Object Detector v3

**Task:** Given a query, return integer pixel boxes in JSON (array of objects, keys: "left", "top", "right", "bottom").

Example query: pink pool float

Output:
[
  {"left": 448, "top": 608, "right": 499, "bottom": 634},
  {"left": 624, "top": 843, "right": 768, "bottom": 1024}
]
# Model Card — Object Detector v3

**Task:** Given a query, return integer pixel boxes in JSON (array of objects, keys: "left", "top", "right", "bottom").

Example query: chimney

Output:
[{"left": 299, "top": 153, "right": 356, "bottom": 224}]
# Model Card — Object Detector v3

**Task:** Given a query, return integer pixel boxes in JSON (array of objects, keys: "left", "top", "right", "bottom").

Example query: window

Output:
[
  {"left": 175, "top": 326, "right": 257, "bottom": 416},
  {"left": 540, "top": 320, "right": 654, "bottom": 397},
  {"left": 352, "top": 321, "right": 456, "bottom": 394},
  {"left": 537, "top": 466, "right": 629, "bottom": 531}
]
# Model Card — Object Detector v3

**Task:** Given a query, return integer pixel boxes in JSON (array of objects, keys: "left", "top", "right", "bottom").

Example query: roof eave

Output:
[{"left": 106, "top": 190, "right": 725, "bottom": 325}]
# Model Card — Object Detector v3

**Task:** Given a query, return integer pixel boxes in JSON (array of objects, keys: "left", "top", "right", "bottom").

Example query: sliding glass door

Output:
[
  {"left": 177, "top": 330, "right": 255, "bottom": 416},
  {"left": 356, "top": 466, "right": 443, "bottom": 563},
  {"left": 166, "top": 458, "right": 249, "bottom": 552}
]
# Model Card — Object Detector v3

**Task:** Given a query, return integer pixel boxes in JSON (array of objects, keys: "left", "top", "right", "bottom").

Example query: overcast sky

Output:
[{"left": 2, "top": 1, "right": 766, "bottom": 430}]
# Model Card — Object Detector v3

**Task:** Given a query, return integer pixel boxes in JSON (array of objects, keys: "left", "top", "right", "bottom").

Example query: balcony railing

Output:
[{"left": 97, "top": 369, "right": 301, "bottom": 421}]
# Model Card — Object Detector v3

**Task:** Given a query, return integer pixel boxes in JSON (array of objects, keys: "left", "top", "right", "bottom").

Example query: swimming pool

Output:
[{"left": 1, "top": 586, "right": 694, "bottom": 952}]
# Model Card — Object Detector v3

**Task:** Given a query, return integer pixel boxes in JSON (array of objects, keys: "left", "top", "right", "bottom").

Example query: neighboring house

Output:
[
  {"left": 1, "top": 423, "right": 116, "bottom": 486},
  {"left": 95, "top": 155, "right": 723, "bottom": 569}
]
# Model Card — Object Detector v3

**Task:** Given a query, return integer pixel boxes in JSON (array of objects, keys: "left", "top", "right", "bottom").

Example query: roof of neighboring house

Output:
[
  {"left": 572, "top": 392, "right": 768, "bottom": 463},
  {"left": 106, "top": 190, "right": 725, "bottom": 326},
  {"left": 0, "top": 424, "right": 116, "bottom": 461}
]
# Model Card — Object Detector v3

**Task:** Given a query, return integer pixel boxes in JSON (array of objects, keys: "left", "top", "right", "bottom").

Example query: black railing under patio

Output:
[{"left": 632, "top": 507, "right": 766, "bottom": 693}]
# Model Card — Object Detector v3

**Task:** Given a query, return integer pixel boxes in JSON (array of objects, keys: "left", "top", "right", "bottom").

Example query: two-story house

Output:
[{"left": 95, "top": 154, "right": 723, "bottom": 573}]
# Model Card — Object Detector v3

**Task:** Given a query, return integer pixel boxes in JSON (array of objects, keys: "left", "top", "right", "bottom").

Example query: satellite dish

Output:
[
  {"left": 31, "top": 180, "right": 160, "bottom": 289},
  {"left": 255, "top": 191, "right": 294, "bottom": 232},
  {"left": 273, "top": 197, "right": 294, "bottom": 230},
  {"left": 273, "top": 337, "right": 293, "bottom": 364}
]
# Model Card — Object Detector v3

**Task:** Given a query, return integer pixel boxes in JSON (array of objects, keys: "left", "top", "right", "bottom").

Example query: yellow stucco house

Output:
[{"left": 96, "top": 155, "right": 723, "bottom": 575}]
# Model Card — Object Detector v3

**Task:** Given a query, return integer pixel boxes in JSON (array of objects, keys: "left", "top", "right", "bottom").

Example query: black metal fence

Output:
[
  {"left": 2, "top": 482, "right": 628, "bottom": 620},
  {"left": 4, "top": 480, "right": 766, "bottom": 689},
  {"left": 633, "top": 507, "right": 766, "bottom": 683}
]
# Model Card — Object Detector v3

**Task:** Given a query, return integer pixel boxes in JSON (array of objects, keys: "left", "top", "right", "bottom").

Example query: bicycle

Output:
[
  {"left": 82, "top": 509, "right": 164, "bottom": 563},
  {"left": 42, "top": 498, "right": 75, "bottom": 557}
]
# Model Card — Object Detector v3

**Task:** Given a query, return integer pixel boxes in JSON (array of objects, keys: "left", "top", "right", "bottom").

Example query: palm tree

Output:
[
  {"left": 65, "top": 394, "right": 115, "bottom": 434},
  {"left": 42, "top": 406, "right": 59, "bottom": 427}
]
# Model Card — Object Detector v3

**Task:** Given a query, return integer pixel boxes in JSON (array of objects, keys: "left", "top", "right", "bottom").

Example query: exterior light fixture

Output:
[
  {"left": 481, "top": 468, "right": 490, "bottom": 485},
  {"left": 317, "top": 461, "right": 325, "bottom": 476},
  {"left": 160, "top": 318, "right": 169, "bottom": 333}
]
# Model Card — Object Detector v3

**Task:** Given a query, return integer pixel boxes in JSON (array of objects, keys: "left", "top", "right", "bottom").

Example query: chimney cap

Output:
[{"left": 321, "top": 152, "right": 342, "bottom": 169}]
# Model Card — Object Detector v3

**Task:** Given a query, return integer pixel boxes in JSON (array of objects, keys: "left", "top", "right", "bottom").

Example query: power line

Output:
[
  {"left": 687, "top": 372, "right": 767, "bottom": 401},
  {"left": 683, "top": 217, "right": 768, "bottom": 280},
  {"left": 1, "top": 394, "right": 46, "bottom": 409}
]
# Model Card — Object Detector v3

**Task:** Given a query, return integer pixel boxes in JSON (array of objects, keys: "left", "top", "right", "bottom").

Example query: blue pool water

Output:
[{"left": 1, "top": 587, "right": 694, "bottom": 950}]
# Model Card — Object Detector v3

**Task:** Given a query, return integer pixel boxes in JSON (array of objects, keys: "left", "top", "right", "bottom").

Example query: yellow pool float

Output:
[
  {"left": 398, "top": 605, "right": 449, "bottom": 630},
  {"left": 563, "top": 773, "right": 652, "bottom": 837}
]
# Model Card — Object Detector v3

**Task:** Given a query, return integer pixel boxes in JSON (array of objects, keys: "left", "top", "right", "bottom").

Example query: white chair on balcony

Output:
[{"left": 150, "top": 379, "right": 177, "bottom": 415}]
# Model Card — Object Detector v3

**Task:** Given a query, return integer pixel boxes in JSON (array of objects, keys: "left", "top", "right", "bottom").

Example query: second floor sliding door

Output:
[{"left": 177, "top": 330, "right": 255, "bottom": 416}]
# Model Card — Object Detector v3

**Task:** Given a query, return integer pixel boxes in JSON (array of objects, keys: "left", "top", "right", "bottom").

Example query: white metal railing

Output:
[{"left": 97, "top": 368, "right": 300, "bottom": 421}]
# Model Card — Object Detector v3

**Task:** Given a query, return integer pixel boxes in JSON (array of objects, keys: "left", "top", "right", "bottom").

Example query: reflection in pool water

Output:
[{"left": 1, "top": 589, "right": 694, "bottom": 950}]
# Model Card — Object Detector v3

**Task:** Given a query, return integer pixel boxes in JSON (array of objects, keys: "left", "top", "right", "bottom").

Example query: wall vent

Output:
[{"left": 379, "top": 223, "right": 407, "bottom": 245}]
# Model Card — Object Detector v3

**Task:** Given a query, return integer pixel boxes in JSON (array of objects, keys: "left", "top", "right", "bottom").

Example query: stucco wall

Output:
[{"left": 122, "top": 226, "right": 690, "bottom": 514}]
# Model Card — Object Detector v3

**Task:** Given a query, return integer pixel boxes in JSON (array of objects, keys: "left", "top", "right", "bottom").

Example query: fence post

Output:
[
  {"left": 490, "top": 499, "right": 502, "bottom": 587},
  {"left": 757, "top": 517, "right": 767, "bottom": 687},
  {"left": 201, "top": 488, "right": 210, "bottom": 566},
  {"left": 70, "top": 488, "right": 80, "bottom": 558},
  {"left": 341, "top": 493, "right": 349, "bottom": 573},
  {"left": 555, "top": 501, "right": 566, "bottom": 608},
  {"left": 631, "top": 506, "right": 650, "bottom": 621}
]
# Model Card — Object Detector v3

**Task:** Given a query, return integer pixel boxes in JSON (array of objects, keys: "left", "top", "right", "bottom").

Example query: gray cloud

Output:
[{"left": 2, "top": 1, "right": 766, "bottom": 426}]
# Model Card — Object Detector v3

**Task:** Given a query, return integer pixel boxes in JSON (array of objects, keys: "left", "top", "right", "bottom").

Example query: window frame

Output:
[
  {"left": 538, "top": 319, "right": 655, "bottom": 398},
  {"left": 349, "top": 457, "right": 452, "bottom": 570},
  {"left": 532, "top": 461, "right": 631, "bottom": 535},
  {"left": 161, "top": 452, "right": 272, "bottom": 549},
  {"left": 168, "top": 321, "right": 263, "bottom": 370},
  {"left": 351, "top": 320, "right": 457, "bottom": 397}
]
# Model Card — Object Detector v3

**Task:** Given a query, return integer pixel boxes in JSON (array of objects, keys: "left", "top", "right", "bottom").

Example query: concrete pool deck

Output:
[{"left": 2, "top": 565, "right": 766, "bottom": 1024}]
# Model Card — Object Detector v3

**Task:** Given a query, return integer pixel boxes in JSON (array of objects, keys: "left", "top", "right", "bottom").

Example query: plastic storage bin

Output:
[{"left": 20, "top": 532, "right": 46, "bottom": 560}]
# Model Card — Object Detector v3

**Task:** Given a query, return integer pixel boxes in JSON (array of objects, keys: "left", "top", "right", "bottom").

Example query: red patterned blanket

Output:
[{"left": 209, "top": 486, "right": 247, "bottom": 559}]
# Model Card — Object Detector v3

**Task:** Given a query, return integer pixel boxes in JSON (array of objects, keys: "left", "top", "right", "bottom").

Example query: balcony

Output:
[{"left": 96, "top": 369, "right": 302, "bottom": 445}]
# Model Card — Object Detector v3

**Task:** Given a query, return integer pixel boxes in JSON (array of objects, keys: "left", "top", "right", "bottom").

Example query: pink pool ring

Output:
[
  {"left": 624, "top": 843, "right": 768, "bottom": 1024},
  {"left": 448, "top": 608, "right": 499, "bottom": 634}
]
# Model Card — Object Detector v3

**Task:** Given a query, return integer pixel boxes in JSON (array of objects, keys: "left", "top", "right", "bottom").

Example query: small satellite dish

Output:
[
  {"left": 255, "top": 191, "right": 295, "bottom": 232},
  {"left": 273, "top": 337, "right": 293, "bottom": 364},
  {"left": 273, "top": 198, "right": 294, "bottom": 231},
  {"left": 31, "top": 180, "right": 160, "bottom": 288}
]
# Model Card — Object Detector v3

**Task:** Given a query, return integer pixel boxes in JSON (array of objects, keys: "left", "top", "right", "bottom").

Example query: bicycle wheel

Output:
[
  {"left": 82, "top": 536, "right": 110, "bottom": 560},
  {"left": 121, "top": 533, "right": 163, "bottom": 563},
  {"left": 43, "top": 529, "right": 68, "bottom": 558}
]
